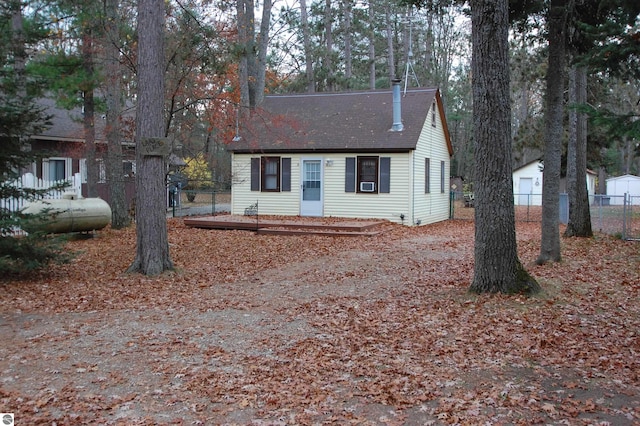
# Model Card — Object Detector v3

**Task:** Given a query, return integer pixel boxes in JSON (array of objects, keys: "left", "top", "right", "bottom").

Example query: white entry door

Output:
[
  {"left": 300, "top": 158, "right": 323, "bottom": 216},
  {"left": 519, "top": 177, "right": 532, "bottom": 206}
]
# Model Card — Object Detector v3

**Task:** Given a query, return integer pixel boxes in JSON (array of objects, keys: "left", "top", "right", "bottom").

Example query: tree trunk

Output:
[
  {"left": 82, "top": 28, "right": 98, "bottom": 198},
  {"left": 324, "top": 0, "right": 335, "bottom": 91},
  {"left": 237, "top": 0, "right": 250, "bottom": 117},
  {"left": 254, "top": 0, "right": 272, "bottom": 106},
  {"left": 597, "top": 166, "right": 606, "bottom": 194},
  {"left": 368, "top": 0, "right": 376, "bottom": 90},
  {"left": 343, "top": 0, "right": 353, "bottom": 88},
  {"left": 104, "top": 0, "right": 130, "bottom": 229},
  {"left": 424, "top": 12, "right": 433, "bottom": 81},
  {"left": 300, "top": 0, "right": 315, "bottom": 93},
  {"left": 564, "top": 65, "right": 592, "bottom": 237},
  {"left": 385, "top": 3, "right": 395, "bottom": 80},
  {"left": 469, "top": 0, "right": 539, "bottom": 294},
  {"left": 10, "top": 0, "right": 25, "bottom": 97},
  {"left": 127, "top": 0, "right": 174, "bottom": 276},
  {"left": 245, "top": 0, "right": 257, "bottom": 107},
  {"left": 536, "top": 0, "right": 567, "bottom": 265}
]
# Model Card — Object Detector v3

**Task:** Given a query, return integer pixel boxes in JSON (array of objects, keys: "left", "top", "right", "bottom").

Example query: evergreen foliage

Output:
[
  {"left": 0, "top": 2, "right": 73, "bottom": 275},
  {"left": 574, "top": 0, "right": 640, "bottom": 155}
]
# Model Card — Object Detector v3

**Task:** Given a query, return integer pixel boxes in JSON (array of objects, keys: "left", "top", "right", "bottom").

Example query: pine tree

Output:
[{"left": 0, "top": 1, "right": 72, "bottom": 274}]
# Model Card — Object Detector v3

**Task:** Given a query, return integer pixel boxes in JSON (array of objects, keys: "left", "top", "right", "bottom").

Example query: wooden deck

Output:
[{"left": 183, "top": 215, "right": 385, "bottom": 237}]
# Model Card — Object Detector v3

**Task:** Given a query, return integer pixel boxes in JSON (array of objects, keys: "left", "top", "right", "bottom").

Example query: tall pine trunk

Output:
[
  {"left": 237, "top": 0, "right": 250, "bottom": 117},
  {"left": 368, "top": 0, "right": 376, "bottom": 90},
  {"left": 82, "top": 28, "right": 98, "bottom": 198},
  {"left": 324, "top": 0, "right": 335, "bottom": 91},
  {"left": 342, "top": 0, "right": 353, "bottom": 88},
  {"left": 564, "top": 65, "right": 592, "bottom": 237},
  {"left": 128, "top": 0, "right": 174, "bottom": 276},
  {"left": 300, "top": 0, "right": 315, "bottom": 93},
  {"left": 536, "top": 0, "right": 567, "bottom": 265},
  {"left": 10, "top": 0, "right": 25, "bottom": 98},
  {"left": 469, "top": 0, "right": 539, "bottom": 294},
  {"left": 255, "top": 0, "right": 272, "bottom": 106},
  {"left": 385, "top": 3, "right": 395, "bottom": 81},
  {"left": 104, "top": 0, "right": 130, "bottom": 229}
]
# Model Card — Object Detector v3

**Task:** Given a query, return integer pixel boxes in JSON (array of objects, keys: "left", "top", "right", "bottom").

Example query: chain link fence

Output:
[
  {"left": 167, "top": 188, "right": 231, "bottom": 217},
  {"left": 450, "top": 191, "right": 640, "bottom": 241},
  {"left": 590, "top": 194, "right": 639, "bottom": 241}
]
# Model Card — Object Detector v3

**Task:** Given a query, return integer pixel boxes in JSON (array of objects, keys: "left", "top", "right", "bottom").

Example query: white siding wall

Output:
[
  {"left": 232, "top": 153, "right": 413, "bottom": 223},
  {"left": 411, "top": 104, "right": 451, "bottom": 225},
  {"left": 231, "top": 154, "right": 301, "bottom": 215},
  {"left": 324, "top": 154, "right": 411, "bottom": 224}
]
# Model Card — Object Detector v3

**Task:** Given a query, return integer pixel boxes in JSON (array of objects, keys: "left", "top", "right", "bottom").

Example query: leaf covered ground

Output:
[{"left": 1, "top": 218, "right": 639, "bottom": 425}]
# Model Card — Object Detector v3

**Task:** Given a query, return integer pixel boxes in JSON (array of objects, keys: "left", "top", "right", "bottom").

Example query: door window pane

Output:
[{"left": 303, "top": 160, "right": 321, "bottom": 201}]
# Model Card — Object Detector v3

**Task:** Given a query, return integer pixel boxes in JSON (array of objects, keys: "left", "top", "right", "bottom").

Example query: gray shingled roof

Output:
[
  {"left": 229, "top": 87, "right": 439, "bottom": 154},
  {"left": 34, "top": 97, "right": 108, "bottom": 142}
]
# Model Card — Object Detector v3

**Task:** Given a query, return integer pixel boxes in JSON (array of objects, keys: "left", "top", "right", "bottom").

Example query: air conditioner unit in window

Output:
[{"left": 360, "top": 181, "right": 376, "bottom": 192}]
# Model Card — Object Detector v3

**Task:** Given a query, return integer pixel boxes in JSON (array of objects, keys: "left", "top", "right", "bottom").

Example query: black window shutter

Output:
[
  {"left": 345, "top": 157, "right": 356, "bottom": 192},
  {"left": 250, "top": 158, "right": 260, "bottom": 191},
  {"left": 281, "top": 158, "right": 291, "bottom": 191},
  {"left": 379, "top": 157, "right": 391, "bottom": 193}
]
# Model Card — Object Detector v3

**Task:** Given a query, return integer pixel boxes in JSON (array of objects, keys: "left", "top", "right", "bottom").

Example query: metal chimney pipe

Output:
[{"left": 390, "top": 78, "right": 404, "bottom": 132}]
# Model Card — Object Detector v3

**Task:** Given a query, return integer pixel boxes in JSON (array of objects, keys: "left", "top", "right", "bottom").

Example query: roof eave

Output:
[{"left": 230, "top": 147, "right": 415, "bottom": 155}]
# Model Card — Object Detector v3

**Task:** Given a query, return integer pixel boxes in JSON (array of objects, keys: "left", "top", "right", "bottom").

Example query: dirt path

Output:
[{"left": 1, "top": 219, "right": 639, "bottom": 425}]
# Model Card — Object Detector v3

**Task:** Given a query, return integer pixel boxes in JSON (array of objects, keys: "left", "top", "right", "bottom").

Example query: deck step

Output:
[
  {"left": 183, "top": 215, "right": 385, "bottom": 236},
  {"left": 256, "top": 228, "right": 381, "bottom": 237}
]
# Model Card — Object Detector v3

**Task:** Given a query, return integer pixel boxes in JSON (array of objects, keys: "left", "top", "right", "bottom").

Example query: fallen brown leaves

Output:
[{"left": 0, "top": 218, "right": 639, "bottom": 425}]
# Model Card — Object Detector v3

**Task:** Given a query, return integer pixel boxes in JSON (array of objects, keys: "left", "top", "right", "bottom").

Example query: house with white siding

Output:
[{"left": 228, "top": 80, "right": 453, "bottom": 226}]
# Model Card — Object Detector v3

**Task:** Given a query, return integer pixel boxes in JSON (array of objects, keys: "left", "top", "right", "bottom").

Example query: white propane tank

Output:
[{"left": 22, "top": 194, "right": 112, "bottom": 234}]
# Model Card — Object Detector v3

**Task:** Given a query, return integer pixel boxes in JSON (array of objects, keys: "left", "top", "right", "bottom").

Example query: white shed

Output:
[
  {"left": 513, "top": 160, "right": 598, "bottom": 206},
  {"left": 512, "top": 161, "right": 544, "bottom": 206},
  {"left": 606, "top": 174, "right": 640, "bottom": 205}
]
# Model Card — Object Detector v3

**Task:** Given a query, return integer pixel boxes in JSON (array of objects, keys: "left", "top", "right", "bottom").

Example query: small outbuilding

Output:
[
  {"left": 513, "top": 160, "right": 544, "bottom": 206},
  {"left": 512, "top": 160, "right": 597, "bottom": 206},
  {"left": 606, "top": 174, "right": 640, "bottom": 205},
  {"left": 227, "top": 80, "right": 453, "bottom": 226}
]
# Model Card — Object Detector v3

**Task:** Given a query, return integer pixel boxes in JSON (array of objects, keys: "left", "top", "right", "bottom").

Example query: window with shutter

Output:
[
  {"left": 346, "top": 156, "right": 391, "bottom": 194},
  {"left": 251, "top": 157, "right": 291, "bottom": 192}
]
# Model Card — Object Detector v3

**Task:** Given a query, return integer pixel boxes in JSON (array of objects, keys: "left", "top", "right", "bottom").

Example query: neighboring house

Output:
[
  {"left": 606, "top": 174, "right": 640, "bottom": 205},
  {"left": 228, "top": 80, "right": 454, "bottom": 226},
  {"left": 25, "top": 97, "right": 136, "bottom": 185},
  {"left": 11, "top": 97, "right": 141, "bottom": 210},
  {"left": 513, "top": 160, "right": 597, "bottom": 206}
]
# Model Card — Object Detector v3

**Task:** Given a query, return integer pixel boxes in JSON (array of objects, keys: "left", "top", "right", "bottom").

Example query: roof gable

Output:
[{"left": 230, "top": 87, "right": 453, "bottom": 155}]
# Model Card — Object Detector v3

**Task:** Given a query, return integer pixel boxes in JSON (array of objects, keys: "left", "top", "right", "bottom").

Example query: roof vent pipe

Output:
[{"left": 390, "top": 78, "right": 404, "bottom": 132}]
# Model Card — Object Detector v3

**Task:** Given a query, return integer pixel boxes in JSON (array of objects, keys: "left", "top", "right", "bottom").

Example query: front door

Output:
[
  {"left": 519, "top": 177, "right": 532, "bottom": 205},
  {"left": 300, "top": 158, "right": 323, "bottom": 216}
]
